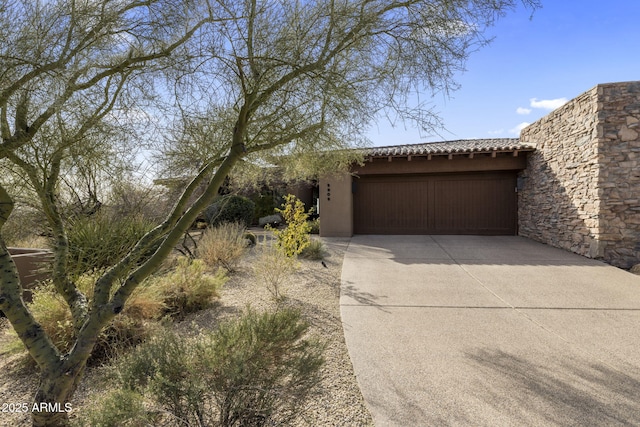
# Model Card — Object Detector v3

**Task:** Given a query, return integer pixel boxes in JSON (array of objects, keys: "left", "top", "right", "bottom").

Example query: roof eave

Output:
[{"left": 365, "top": 147, "right": 536, "bottom": 161}]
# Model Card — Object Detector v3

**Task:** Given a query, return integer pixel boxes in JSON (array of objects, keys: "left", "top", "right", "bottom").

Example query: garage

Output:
[
  {"left": 352, "top": 171, "right": 518, "bottom": 235},
  {"left": 318, "top": 139, "right": 535, "bottom": 238}
]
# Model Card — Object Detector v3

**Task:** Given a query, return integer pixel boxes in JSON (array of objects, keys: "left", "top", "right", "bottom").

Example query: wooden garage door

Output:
[{"left": 353, "top": 172, "right": 517, "bottom": 235}]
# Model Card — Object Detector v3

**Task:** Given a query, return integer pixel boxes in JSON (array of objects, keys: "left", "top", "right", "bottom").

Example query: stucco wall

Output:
[
  {"left": 519, "top": 81, "right": 640, "bottom": 268},
  {"left": 319, "top": 173, "right": 353, "bottom": 237}
]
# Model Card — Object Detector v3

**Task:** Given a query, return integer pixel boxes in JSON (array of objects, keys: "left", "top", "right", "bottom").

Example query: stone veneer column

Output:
[
  {"left": 519, "top": 81, "right": 640, "bottom": 268},
  {"left": 596, "top": 82, "right": 640, "bottom": 267}
]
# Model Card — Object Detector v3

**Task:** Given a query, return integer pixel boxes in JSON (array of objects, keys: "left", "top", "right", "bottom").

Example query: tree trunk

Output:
[{"left": 30, "top": 361, "right": 86, "bottom": 427}]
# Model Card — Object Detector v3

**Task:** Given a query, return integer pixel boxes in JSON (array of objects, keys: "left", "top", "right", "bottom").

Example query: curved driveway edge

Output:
[{"left": 340, "top": 235, "right": 640, "bottom": 426}]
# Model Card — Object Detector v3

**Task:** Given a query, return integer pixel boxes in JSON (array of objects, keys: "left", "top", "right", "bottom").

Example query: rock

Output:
[
  {"left": 630, "top": 264, "right": 640, "bottom": 275},
  {"left": 620, "top": 125, "right": 639, "bottom": 142},
  {"left": 258, "top": 214, "right": 282, "bottom": 227}
]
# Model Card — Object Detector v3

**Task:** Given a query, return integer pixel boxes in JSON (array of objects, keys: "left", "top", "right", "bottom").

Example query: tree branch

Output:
[
  {"left": 0, "top": 184, "right": 62, "bottom": 371},
  {"left": 91, "top": 155, "right": 224, "bottom": 309},
  {"left": 74, "top": 146, "right": 243, "bottom": 368}
]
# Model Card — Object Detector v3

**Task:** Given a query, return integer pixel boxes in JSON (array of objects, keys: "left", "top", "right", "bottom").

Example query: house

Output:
[{"left": 319, "top": 81, "right": 640, "bottom": 269}]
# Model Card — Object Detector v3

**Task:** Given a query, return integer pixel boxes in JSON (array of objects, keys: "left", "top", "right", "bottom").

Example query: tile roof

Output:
[{"left": 365, "top": 138, "right": 535, "bottom": 157}]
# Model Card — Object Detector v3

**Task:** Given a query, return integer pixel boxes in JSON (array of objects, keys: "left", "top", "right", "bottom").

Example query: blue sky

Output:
[{"left": 366, "top": 0, "right": 640, "bottom": 146}]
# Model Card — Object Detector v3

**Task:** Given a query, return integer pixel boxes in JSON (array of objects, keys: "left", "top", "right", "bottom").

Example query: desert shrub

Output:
[
  {"left": 307, "top": 218, "right": 320, "bottom": 235},
  {"left": 243, "top": 231, "right": 257, "bottom": 246},
  {"left": 252, "top": 241, "right": 298, "bottom": 302},
  {"left": 112, "top": 308, "right": 324, "bottom": 427},
  {"left": 205, "top": 195, "right": 255, "bottom": 228},
  {"left": 27, "top": 284, "right": 75, "bottom": 351},
  {"left": 71, "top": 388, "right": 152, "bottom": 427},
  {"left": 271, "top": 194, "right": 311, "bottom": 257},
  {"left": 9, "top": 257, "right": 226, "bottom": 363},
  {"left": 197, "top": 222, "right": 248, "bottom": 272},
  {"left": 20, "top": 273, "right": 162, "bottom": 361},
  {"left": 122, "top": 282, "right": 166, "bottom": 321},
  {"left": 151, "top": 257, "right": 227, "bottom": 319},
  {"left": 200, "top": 308, "right": 325, "bottom": 426},
  {"left": 300, "top": 239, "right": 326, "bottom": 260},
  {"left": 66, "top": 213, "right": 154, "bottom": 278},
  {"left": 115, "top": 329, "right": 207, "bottom": 425}
]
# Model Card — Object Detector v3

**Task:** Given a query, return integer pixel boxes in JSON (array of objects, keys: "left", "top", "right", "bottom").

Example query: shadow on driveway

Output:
[
  {"left": 345, "top": 235, "right": 613, "bottom": 267},
  {"left": 465, "top": 348, "right": 640, "bottom": 426}
]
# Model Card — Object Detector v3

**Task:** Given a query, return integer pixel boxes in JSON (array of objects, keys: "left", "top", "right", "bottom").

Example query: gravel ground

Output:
[{"left": 0, "top": 236, "right": 373, "bottom": 426}]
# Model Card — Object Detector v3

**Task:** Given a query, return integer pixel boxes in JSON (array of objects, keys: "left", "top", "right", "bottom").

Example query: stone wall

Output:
[
  {"left": 519, "top": 81, "right": 640, "bottom": 268},
  {"left": 596, "top": 82, "right": 640, "bottom": 267}
]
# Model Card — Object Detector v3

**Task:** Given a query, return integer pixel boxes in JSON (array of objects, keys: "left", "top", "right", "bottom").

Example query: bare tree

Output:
[{"left": 0, "top": 1, "right": 538, "bottom": 425}]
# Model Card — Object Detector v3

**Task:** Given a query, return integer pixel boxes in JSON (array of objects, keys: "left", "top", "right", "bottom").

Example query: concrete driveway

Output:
[{"left": 340, "top": 235, "right": 640, "bottom": 426}]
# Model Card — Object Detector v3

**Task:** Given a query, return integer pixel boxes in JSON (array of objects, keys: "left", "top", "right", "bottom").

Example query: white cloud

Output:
[
  {"left": 530, "top": 97, "right": 569, "bottom": 110},
  {"left": 516, "top": 107, "right": 532, "bottom": 115},
  {"left": 510, "top": 122, "right": 531, "bottom": 135}
]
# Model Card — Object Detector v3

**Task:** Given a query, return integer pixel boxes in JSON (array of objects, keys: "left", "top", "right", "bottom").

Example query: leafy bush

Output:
[
  {"left": 251, "top": 192, "right": 277, "bottom": 223},
  {"left": 271, "top": 194, "right": 311, "bottom": 257},
  {"left": 151, "top": 257, "right": 227, "bottom": 319},
  {"left": 66, "top": 213, "right": 154, "bottom": 278},
  {"left": 252, "top": 241, "right": 298, "bottom": 302},
  {"left": 300, "top": 239, "right": 326, "bottom": 260},
  {"left": 111, "top": 308, "right": 324, "bottom": 427},
  {"left": 205, "top": 195, "right": 255, "bottom": 228},
  {"left": 197, "top": 222, "right": 248, "bottom": 272},
  {"left": 307, "top": 218, "right": 320, "bottom": 234}
]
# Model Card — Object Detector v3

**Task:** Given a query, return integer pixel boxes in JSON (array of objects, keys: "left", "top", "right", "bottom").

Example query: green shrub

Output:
[
  {"left": 112, "top": 308, "right": 325, "bottom": 427},
  {"left": 66, "top": 213, "right": 154, "bottom": 278},
  {"left": 243, "top": 231, "right": 257, "bottom": 246},
  {"left": 151, "top": 257, "right": 227, "bottom": 319},
  {"left": 205, "top": 195, "right": 255, "bottom": 228},
  {"left": 300, "top": 239, "right": 326, "bottom": 260},
  {"left": 271, "top": 194, "right": 311, "bottom": 257},
  {"left": 200, "top": 308, "right": 325, "bottom": 426},
  {"left": 115, "top": 329, "right": 206, "bottom": 425},
  {"left": 251, "top": 192, "right": 277, "bottom": 223},
  {"left": 71, "top": 388, "right": 152, "bottom": 427},
  {"left": 307, "top": 218, "right": 320, "bottom": 234},
  {"left": 197, "top": 222, "right": 248, "bottom": 272}
]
